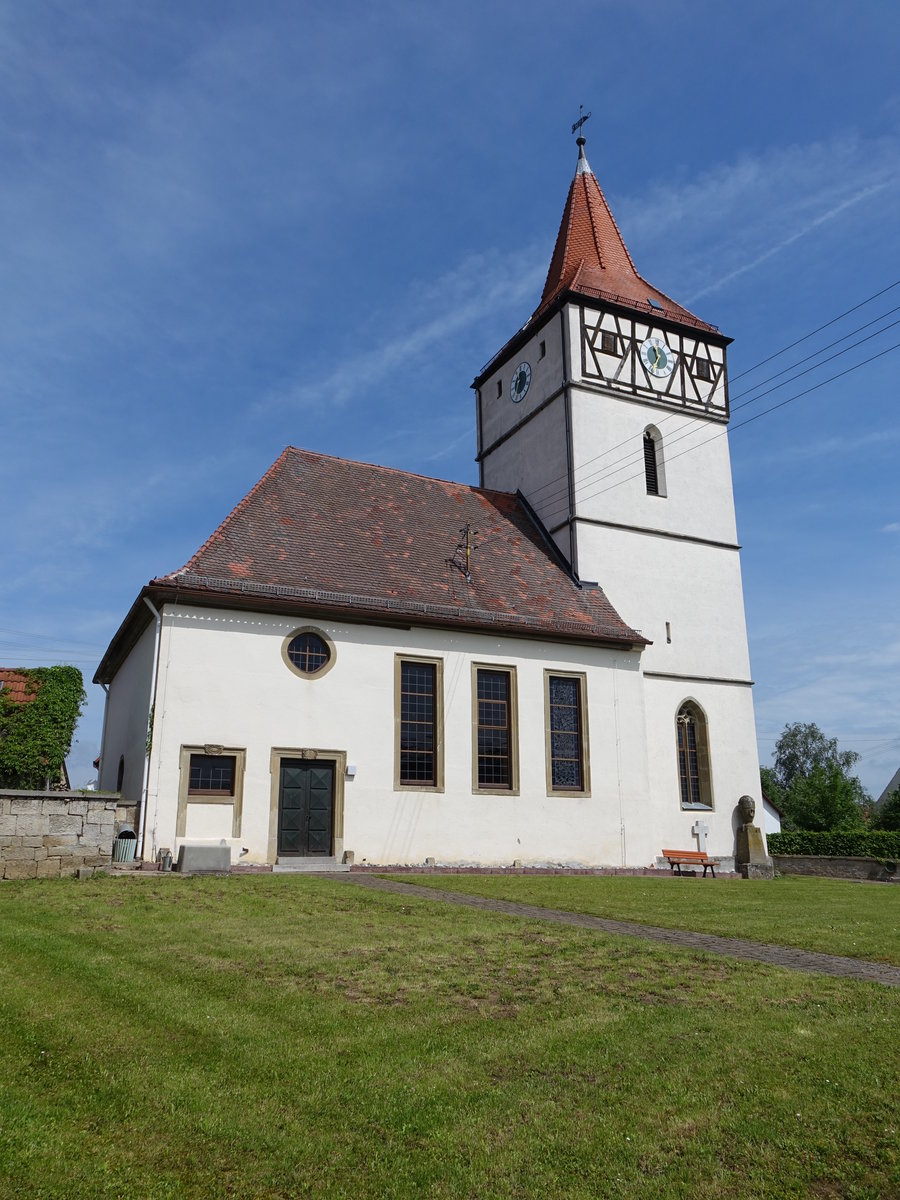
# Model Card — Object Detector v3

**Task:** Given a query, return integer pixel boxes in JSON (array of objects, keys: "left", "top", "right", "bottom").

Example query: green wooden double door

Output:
[{"left": 277, "top": 759, "right": 334, "bottom": 857}]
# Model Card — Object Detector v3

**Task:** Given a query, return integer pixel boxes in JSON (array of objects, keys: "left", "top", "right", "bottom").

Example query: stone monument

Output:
[{"left": 734, "top": 795, "right": 774, "bottom": 880}]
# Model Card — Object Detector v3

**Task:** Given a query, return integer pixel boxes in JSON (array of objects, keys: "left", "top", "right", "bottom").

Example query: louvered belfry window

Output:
[
  {"left": 643, "top": 431, "right": 660, "bottom": 495},
  {"left": 400, "top": 661, "right": 437, "bottom": 785}
]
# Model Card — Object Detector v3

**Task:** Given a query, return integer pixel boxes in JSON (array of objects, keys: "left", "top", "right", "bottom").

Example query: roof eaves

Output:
[{"left": 150, "top": 574, "right": 646, "bottom": 651}]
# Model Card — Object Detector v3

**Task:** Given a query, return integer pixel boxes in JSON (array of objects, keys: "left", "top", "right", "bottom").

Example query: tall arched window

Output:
[
  {"left": 643, "top": 427, "right": 666, "bottom": 497},
  {"left": 676, "top": 702, "right": 712, "bottom": 810}
]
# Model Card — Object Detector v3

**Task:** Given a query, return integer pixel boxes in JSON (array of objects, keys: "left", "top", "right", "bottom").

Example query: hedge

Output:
[{"left": 768, "top": 830, "right": 900, "bottom": 859}]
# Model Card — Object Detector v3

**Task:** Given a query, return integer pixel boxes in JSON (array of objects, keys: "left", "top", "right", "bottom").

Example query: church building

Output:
[{"left": 95, "top": 134, "right": 761, "bottom": 870}]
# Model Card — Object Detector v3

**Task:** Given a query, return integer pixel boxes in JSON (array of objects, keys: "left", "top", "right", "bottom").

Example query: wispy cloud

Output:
[
  {"left": 689, "top": 181, "right": 890, "bottom": 301},
  {"left": 254, "top": 246, "right": 546, "bottom": 415},
  {"left": 746, "top": 426, "right": 900, "bottom": 470},
  {"left": 617, "top": 133, "right": 900, "bottom": 306},
  {"left": 882, "top": 522, "right": 900, "bottom": 534}
]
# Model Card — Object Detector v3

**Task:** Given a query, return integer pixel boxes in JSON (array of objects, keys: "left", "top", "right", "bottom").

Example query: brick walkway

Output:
[{"left": 335, "top": 873, "right": 900, "bottom": 988}]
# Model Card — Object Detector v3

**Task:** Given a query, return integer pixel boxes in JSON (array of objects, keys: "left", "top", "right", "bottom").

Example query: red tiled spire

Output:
[{"left": 534, "top": 137, "right": 716, "bottom": 333}]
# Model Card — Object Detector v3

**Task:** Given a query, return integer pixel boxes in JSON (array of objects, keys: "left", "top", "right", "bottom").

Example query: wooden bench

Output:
[{"left": 661, "top": 848, "right": 720, "bottom": 878}]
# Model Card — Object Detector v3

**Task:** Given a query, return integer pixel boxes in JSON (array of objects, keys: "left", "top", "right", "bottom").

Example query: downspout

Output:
[{"left": 138, "top": 596, "right": 163, "bottom": 860}]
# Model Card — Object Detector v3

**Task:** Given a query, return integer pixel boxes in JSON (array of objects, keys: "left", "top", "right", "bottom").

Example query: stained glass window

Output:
[
  {"left": 548, "top": 676, "right": 584, "bottom": 791},
  {"left": 677, "top": 704, "right": 711, "bottom": 809}
]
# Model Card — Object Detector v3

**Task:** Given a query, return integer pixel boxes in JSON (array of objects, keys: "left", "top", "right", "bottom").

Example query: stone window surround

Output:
[
  {"left": 470, "top": 662, "right": 520, "bottom": 796},
  {"left": 176, "top": 744, "right": 246, "bottom": 839},
  {"left": 543, "top": 669, "right": 591, "bottom": 797},
  {"left": 281, "top": 626, "right": 337, "bottom": 680},
  {"left": 676, "top": 699, "right": 714, "bottom": 812},
  {"left": 393, "top": 654, "right": 445, "bottom": 793},
  {"left": 267, "top": 747, "right": 347, "bottom": 864}
]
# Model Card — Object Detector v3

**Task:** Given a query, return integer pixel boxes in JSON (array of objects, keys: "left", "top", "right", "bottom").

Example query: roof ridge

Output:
[
  {"left": 168, "top": 448, "right": 293, "bottom": 579},
  {"left": 283, "top": 445, "right": 511, "bottom": 498},
  {"left": 585, "top": 171, "right": 639, "bottom": 276}
]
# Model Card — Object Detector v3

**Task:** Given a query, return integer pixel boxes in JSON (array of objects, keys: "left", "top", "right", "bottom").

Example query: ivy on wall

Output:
[{"left": 0, "top": 667, "right": 86, "bottom": 789}]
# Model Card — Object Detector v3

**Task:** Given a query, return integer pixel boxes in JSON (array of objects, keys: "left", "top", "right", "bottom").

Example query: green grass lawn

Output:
[
  {"left": 0, "top": 874, "right": 897, "bottom": 1199},
  {"left": 388, "top": 873, "right": 900, "bottom": 964}
]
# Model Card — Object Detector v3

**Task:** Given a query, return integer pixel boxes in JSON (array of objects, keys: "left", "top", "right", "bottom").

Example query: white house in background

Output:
[
  {"left": 761, "top": 794, "right": 783, "bottom": 837},
  {"left": 95, "top": 134, "right": 762, "bottom": 869}
]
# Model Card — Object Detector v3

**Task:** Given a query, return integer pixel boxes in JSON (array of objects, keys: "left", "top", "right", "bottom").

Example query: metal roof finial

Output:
[{"left": 571, "top": 105, "right": 592, "bottom": 174}]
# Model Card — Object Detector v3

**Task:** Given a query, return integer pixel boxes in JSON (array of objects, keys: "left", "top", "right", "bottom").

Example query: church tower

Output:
[{"left": 473, "top": 132, "right": 760, "bottom": 826}]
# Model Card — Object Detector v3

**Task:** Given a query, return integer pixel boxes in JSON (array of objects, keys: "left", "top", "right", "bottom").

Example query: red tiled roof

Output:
[
  {"left": 157, "top": 447, "right": 644, "bottom": 647},
  {"left": 0, "top": 669, "right": 39, "bottom": 704},
  {"left": 533, "top": 142, "right": 718, "bottom": 334}
]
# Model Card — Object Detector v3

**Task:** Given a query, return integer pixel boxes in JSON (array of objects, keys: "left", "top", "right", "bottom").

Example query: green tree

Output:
[
  {"left": 759, "top": 765, "right": 785, "bottom": 812},
  {"left": 787, "top": 763, "right": 865, "bottom": 832},
  {"left": 766, "top": 722, "right": 869, "bottom": 832},
  {"left": 0, "top": 667, "right": 85, "bottom": 789},
  {"left": 871, "top": 788, "right": 900, "bottom": 832}
]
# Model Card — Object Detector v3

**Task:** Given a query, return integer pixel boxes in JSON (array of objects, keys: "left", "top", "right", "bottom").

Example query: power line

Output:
[
  {"left": 0, "top": 627, "right": 104, "bottom": 650},
  {"left": 538, "top": 338, "right": 900, "bottom": 522},
  {"left": 528, "top": 305, "right": 900, "bottom": 515},
  {"left": 534, "top": 311, "right": 900, "bottom": 514},
  {"left": 729, "top": 279, "right": 900, "bottom": 382},
  {"left": 521, "top": 281, "right": 900, "bottom": 511}
]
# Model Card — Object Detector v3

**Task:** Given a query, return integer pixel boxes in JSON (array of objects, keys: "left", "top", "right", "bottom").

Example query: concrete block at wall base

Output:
[
  {"left": 36, "top": 858, "right": 63, "bottom": 878},
  {"left": 176, "top": 844, "right": 232, "bottom": 874},
  {"left": 3, "top": 862, "right": 38, "bottom": 879}
]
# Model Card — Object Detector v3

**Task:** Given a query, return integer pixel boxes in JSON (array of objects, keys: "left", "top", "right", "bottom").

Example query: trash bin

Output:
[{"left": 112, "top": 826, "right": 137, "bottom": 864}]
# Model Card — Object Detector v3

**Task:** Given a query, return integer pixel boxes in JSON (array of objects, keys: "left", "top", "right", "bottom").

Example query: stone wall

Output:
[
  {"left": 773, "top": 854, "right": 899, "bottom": 883},
  {"left": 0, "top": 791, "right": 140, "bottom": 880}
]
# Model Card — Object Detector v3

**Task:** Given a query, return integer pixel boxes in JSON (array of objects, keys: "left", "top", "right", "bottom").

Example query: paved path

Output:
[{"left": 333, "top": 873, "right": 900, "bottom": 988}]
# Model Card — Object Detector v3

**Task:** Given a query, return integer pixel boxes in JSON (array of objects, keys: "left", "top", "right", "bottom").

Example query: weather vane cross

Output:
[{"left": 571, "top": 105, "right": 592, "bottom": 136}]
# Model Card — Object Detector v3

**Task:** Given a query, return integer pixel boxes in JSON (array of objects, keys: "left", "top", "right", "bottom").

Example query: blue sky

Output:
[{"left": 2, "top": 1, "right": 898, "bottom": 796}]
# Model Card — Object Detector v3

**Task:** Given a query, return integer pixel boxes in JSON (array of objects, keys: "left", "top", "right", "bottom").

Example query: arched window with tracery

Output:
[
  {"left": 676, "top": 702, "right": 712, "bottom": 810},
  {"left": 643, "top": 427, "right": 666, "bottom": 497}
]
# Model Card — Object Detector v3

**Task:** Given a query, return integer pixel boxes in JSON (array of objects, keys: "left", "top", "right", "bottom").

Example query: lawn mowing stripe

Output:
[{"left": 333, "top": 874, "right": 900, "bottom": 988}]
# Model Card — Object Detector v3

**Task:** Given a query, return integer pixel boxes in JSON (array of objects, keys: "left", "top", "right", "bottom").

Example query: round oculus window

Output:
[{"left": 286, "top": 631, "right": 331, "bottom": 674}]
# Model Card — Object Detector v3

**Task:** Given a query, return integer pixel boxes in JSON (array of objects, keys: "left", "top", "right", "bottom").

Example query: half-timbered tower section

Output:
[{"left": 474, "top": 135, "right": 758, "bottom": 828}]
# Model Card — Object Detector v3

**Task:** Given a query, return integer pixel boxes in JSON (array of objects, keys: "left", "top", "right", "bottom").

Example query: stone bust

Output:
[{"left": 738, "top": 795, "right": 756, "bottom": 826}]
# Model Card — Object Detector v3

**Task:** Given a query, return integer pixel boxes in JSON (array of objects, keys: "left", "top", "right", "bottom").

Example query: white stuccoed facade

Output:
[
  {"left": 100, "top": 602, "right": 754, "bottom": 868},
  {"left": 96, "top": 136, "right": 762, "bottom": 870}
]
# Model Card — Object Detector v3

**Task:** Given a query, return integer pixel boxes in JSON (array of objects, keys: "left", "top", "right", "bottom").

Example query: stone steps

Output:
[{"left": 273, "top": 856, "right": 349, "bottom": 873}]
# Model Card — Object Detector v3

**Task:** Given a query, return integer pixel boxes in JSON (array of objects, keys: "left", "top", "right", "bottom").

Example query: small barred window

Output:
[
  {"left": 287, "top": 632, "right": 330, "bottom": 674},
  {"left": 694, "top": 358, "right": 712, "bottom": 380}
]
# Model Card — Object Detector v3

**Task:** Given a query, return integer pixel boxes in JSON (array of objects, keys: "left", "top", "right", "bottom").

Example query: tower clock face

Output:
[
  {"left": 640, "top": 336, "right": 676, "bottom": 379},
  {"left": 510, "top": 361, "right": 531, "bottom": 403}
]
